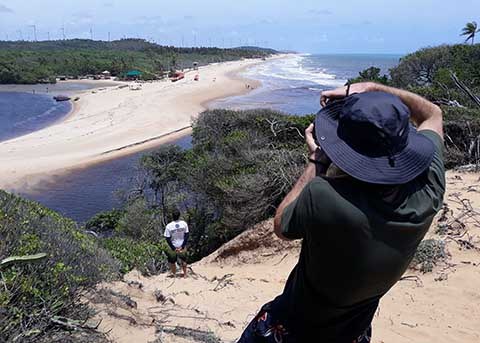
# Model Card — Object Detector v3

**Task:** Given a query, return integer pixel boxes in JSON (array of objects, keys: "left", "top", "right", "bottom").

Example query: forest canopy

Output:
[{"left": 0, "top": 39, "right": 276, "bottom": 84}]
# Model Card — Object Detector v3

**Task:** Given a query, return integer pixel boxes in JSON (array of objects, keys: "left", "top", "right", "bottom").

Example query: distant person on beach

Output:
[
  {"left": 238, "top": 82, "right": 445, "bottom": 342},
  {"left": 164, "top": 209, "right": 189, "bottom": 278}
]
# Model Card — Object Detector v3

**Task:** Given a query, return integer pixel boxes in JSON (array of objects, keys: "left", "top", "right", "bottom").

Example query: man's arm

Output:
[
  {"left": 181, "top": 232, "right": 189, "bottom": 249},
  {"left": 165, "top": 237, "right": 176, "bottom": 251},
  {"left": 321, "top": 82, "right": 443, "bottom": 139},
  {"left": 273, "top": 124, "right": 331, "bottom": 240}
]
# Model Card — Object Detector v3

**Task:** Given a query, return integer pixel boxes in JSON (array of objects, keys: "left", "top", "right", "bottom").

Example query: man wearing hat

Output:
[{"left": 238, "top": 82, "right": 445, "bottom": 342}]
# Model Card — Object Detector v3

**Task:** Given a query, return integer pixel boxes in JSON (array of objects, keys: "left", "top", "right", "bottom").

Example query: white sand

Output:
[
  {"left": 0, "top": 58, "right": 266, "bottom": 191},
  {"left": 90, "top": 170, "right": 480, "bottom": 343}
]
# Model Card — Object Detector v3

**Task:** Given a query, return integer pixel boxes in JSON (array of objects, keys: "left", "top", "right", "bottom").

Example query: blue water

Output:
[
  {"left": 212, "top": 54, "right": 401, "bottom": 114},
  {"left": 0, "top": 92, "right": 71, "bottom": 142},
  {"left": 14, "top": 54, "right": 402, "bottom": 223},
  {"left": 20, "top": 135, "right": 192, "bottom": 222}
]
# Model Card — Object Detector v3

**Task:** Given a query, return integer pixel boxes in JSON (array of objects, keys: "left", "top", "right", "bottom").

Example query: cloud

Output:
[
  {"left": 0, "top": 4, "right": 13, "bottom": 13},
  {"left": 341, "top": 21, "right": 374, "bottom": 28},
  {"left": 317, "top": 33, "right": 328, "bottom": 42},
  {"left": 308, "top": 9, "right": 333, "bottom": 16},
  {"left": 364, "top": 35, "right": 385, "bottom": 43},
  {"left": 135, "top": 15, "right": 164, "bottom": 25},
  {"left": 259, "top": 18, "right": 275, "bottom": 24}
]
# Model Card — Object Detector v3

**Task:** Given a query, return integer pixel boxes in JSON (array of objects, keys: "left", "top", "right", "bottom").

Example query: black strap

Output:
[
  {"left": 346, "top": 82, "right": 351, "bottom": 97},
  {"left": 308, "top": 158, "right": 329, "bottom": 167}
]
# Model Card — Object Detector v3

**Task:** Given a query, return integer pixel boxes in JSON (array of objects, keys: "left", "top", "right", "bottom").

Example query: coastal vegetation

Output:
[
  {"left": 0, "top": 39, "right": 276, "bottom": 84},
  {"left": 351, "top": 43, "right": 480, "bottom": 168},
  {"left": 0, "top": 190, "right": 118, "bottom": 342},
  {"left": 461, "top": 21, "right": 479, "bottom": 45},
  {"left": 92, "top": 109, "right": 311, "bottom": 263}
]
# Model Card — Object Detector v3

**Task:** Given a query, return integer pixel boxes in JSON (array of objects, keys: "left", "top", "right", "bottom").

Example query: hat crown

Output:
[{"left": 338, "top": 92, "right": 410, "bottom": 158}]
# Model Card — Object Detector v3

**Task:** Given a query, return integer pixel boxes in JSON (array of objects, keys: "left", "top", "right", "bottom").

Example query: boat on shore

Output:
[
  {"left": 171, "top": 71, "right": 185, "bottom": 82},
  {"left": 53, "top": 95, "right": 71, "bottom": 102}
]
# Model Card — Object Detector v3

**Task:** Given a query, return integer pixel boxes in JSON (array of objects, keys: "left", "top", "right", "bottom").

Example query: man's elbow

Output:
[
  {"left": 433, "top": 103, "right": 443, "bottom": 119},
  {"left": 273, "top": 214, "right": 291, "bottom": 241}
]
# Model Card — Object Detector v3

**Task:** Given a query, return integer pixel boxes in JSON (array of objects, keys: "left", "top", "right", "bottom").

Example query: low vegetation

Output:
[
  {"left": 410, "top": 239, "right": 448, "bottom": 273},
  {"left": 85, "top": 109, "right": 312, "bottom": 263},
  {"left": 0, "top": 190, "right": 119, "bottom": 342}
]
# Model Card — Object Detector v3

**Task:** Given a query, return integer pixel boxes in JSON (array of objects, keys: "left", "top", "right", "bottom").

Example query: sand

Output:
[
  {"left": 0, "top": 58, "right": 267, "bottom": 192},
  {"left": 89, "top": 170, "right": 480, "bottom": 343}
]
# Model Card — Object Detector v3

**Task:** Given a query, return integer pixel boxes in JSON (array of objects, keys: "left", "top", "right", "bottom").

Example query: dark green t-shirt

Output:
[{"left": 273, "top": 130, "right": 445, "bottom": 342}]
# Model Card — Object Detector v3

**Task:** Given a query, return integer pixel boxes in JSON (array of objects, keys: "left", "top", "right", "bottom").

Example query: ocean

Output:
[{"left": 4, "top": 54, "right": 401, "bottom": 222}]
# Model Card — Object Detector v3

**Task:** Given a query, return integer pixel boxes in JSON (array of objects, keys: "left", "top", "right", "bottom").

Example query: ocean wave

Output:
[{"left": 246, "top": 55, "right": 346, "bottom": 88}]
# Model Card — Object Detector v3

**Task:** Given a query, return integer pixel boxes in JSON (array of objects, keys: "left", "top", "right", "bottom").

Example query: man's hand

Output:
[
  {"left": 305, "top": 124, "right": 332, "bottom": 168},
  {"left": 320, "top": 82, "right": 375, "bottom": 107}
]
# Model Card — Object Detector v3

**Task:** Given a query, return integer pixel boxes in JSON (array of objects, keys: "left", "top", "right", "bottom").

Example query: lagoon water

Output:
[
  {"left": 6, "top": 54, "right": 401, "bottom": 222},
  {"left": 0, "top": 92, "right": 71, "bottom": 142}
]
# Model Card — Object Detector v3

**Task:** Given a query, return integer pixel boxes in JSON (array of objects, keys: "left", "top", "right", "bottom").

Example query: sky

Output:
[{"left": 0, "top": 0, "right": 478, "bottom": 54}]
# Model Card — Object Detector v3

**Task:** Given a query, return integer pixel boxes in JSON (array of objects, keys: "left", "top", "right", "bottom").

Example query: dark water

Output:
[
  {"left": 0, "top": 92, "right": 71, "bottom": 142},
  {"left": 14, "top": 54, "right": 401, "bottom": 223},
  {"left": 20, "top": 135, "right": 192, "bottom": 223}
]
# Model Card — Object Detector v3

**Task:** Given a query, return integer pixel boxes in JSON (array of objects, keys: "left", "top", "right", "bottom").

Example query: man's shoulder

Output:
[
  {"left": 302, "top": 177, "right": 356, "bottom": 209},
  {"left": 307, "top": 176, "right": 354, "bottom": 197}
]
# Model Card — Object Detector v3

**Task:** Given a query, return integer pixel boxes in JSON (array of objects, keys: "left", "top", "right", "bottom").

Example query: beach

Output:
[{"left": 0, "top": 58, "right": 266, "bottom": 191}]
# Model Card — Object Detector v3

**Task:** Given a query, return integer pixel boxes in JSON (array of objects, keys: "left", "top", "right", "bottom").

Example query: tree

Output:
[
  {"left": 461, "top": 21, "right": 479, "bottom": 45},
  {"left": 349, "top": 66, "right": 389, "bottom": 85}
]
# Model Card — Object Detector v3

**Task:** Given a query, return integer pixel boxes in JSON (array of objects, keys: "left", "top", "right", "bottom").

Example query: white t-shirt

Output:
[{"left": 164, "top": 220, "right": 189, "bottom": 248}]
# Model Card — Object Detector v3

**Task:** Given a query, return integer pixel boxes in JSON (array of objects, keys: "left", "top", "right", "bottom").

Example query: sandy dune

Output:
[
  {"left": 0, "top": 58, "right": 264, "bottom": 191},
  {"left": 90, "top": 170, "right": 480, "bottom": 343}
]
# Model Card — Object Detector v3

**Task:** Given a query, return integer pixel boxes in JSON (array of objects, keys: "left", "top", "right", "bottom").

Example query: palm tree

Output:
[{"left": 461, "top": 21, "right": 480, "bottom": 45}]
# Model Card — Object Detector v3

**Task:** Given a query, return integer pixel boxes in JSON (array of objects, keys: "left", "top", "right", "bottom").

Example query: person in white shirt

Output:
[{"left": 163, "top": 209, "right": 189, "bottom": 277}]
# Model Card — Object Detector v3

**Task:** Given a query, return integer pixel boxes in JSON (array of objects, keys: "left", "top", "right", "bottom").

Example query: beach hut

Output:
[
  {"left": 193, "top": 62, "right": 199, "bottom": 70},
  {"left": 125, "top": 70, "right": 142, "bottom": 80},
  {"left": 101, "top": 70, "right": 111, "bottom": 79}
]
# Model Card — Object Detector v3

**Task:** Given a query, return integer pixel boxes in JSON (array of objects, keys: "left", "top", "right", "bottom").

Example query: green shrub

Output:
[
  {"left": 410, "top": 239, "right": 447, "bottom": 273},
  {"left": 115, "top": 198, "right": 163, "bottom": 242},
  {"left": 0, "top": 190, "right": 119, "bottom": 342},
  {"left": 126, "top": 110, "right": 310, "bottom": 262},
  {"left": 349, "top": 66, "right": 390, "bottom": 85},
  {"left": 85, "top": 209, "right": 124, "bottom": 235},
  {"left": 101, "top": 237, "right": 168, "bottom": 275}
]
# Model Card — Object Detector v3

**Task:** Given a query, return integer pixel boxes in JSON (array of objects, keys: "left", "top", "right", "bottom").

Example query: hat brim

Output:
[{"left": 315, "top": 99, "right": 435, "bottom": 185}]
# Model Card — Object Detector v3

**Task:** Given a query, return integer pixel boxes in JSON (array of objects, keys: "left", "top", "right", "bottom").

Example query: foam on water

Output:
[{"left": 245, "top": 54, "right": 346, "bottom": 88}]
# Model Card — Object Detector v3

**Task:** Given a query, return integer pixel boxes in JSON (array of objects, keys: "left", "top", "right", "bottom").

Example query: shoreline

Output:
[{"left": 0, "top": 56, "right": 284, "bottom": 192}]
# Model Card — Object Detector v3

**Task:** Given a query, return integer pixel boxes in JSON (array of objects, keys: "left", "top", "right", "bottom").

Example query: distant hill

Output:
[
  {"left": 0, "top": 39, "right": 276, "bottom": 84},
  {"left": 235, "top": 46, "right": 278, "bottom": 54}
]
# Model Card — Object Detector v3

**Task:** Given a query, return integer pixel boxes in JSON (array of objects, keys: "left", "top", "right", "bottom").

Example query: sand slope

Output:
[
  {"left": 90, "top": 171, "right": 480, "bottom": 343},
  {"left": 0, "top": 58, "right": 263, "bottom": 191}
]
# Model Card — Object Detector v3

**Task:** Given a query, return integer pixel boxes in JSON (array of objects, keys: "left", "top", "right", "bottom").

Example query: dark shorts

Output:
[
  {"left": 238, "top": 303, "right": 372, "bottom": 343},
  {"left": 165, "top": 248, "right": 187, "bottom": 264}
]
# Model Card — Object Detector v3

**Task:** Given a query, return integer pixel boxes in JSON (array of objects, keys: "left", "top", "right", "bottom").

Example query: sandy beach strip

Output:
[{"left": 0, "top": 57, "right": 275, "bottom": 191}]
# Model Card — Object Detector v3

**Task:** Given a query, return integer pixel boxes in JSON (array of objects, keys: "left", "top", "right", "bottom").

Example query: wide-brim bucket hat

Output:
[{"left": 315, "top": 91, "right": 435, "bottom": 185}]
